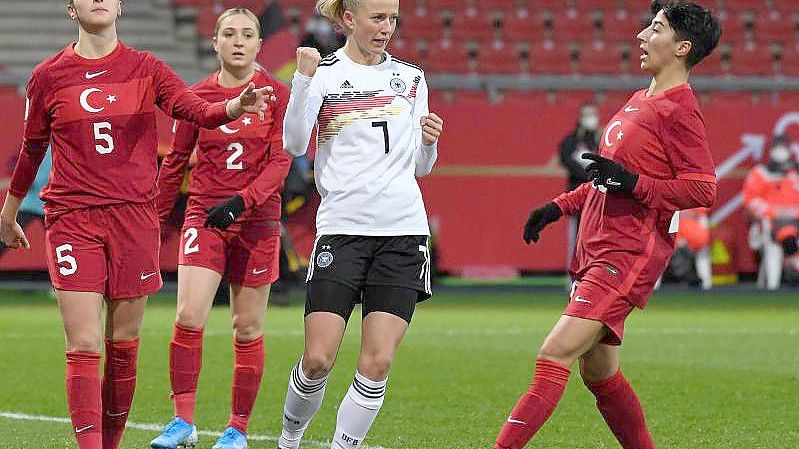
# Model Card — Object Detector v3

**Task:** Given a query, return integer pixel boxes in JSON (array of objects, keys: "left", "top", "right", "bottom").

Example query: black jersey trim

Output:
[{"left": 393, "top": 57, "right": 422, "bottom": 71}]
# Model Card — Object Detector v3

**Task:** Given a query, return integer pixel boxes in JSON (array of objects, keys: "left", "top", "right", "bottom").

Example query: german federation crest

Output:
[
  {"left": 390, "top": 78, "right": 406, "bottom": 93},
  {"left": 317, "top": 251, "right": 334, "bottom": 268}
]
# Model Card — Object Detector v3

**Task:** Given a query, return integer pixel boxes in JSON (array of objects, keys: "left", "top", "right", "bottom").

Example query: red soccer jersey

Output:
[
  {"left": 9, "top": 42, "right": 231, "bottom": 218},
  {"left": 157, "top": 68, "right": 291, "bottom": 222},
  {"left": 554, "top": 84, "right": 717, "bottom": 307}
]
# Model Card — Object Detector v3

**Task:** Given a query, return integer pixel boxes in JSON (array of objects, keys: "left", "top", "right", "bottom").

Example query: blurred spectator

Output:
[
  {"left": 558, "top": 102, "right": 601, "bottom": 271},
  {"left": 743, "top": 135, "right": 799, "bottom": 289},
  {"left": 299, "top": 13, "right": 344, "bottom": 56},
  {"left": 668, "top": 208, "right": 713, "bottom": 289},
  {"left": 0, "top": 146, "right": 51, "bottom": 257}
]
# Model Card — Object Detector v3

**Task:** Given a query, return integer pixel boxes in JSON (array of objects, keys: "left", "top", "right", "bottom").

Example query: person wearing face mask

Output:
[
  {"left": 743, "top": 134, "right": 799, "bottom": 290},
  {"left": 558, "top": 102, "right": 602, "bottom": 270}
]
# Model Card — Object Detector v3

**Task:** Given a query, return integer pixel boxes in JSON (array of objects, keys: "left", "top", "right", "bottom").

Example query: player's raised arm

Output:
[{"left": 283, "top": 47, "right": 324, "bottom": 156}]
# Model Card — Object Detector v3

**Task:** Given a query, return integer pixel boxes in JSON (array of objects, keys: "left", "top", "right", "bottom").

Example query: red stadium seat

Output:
[
  {"left": 779, "top": 43, "right": 799, "bottom": 76},
  {"left": 575, "top": 0, "right": 623, "bottom": 13},
  {"left": 388, "top": 38, "right": 425, "bottom": 67},
  {"left": 196, "top": 4, "right": 219, "bottom": 38},
  {"left": 716, "top": 10, "right": 748, "bottom": 44},
  {"left": 577, "top": 41, "right": 625, "bottom": 75},
  {"left": 752, "top": 10, "right": 797, "bottom": 45},
  {"left": 720, "top": 0, "right": 766, "bottom": 12},
  {"left": 397, "top": 8, "right": 444, "bottom": 41},
  {"left": 424, "top": 39, "right": 473, "bottom": 74},
  {"left": 222, "top": 0, "right": 266, "bottom": 15},
  {"left": 528, "top": 40, "right": 574, "bottom": 74},
  {"left": 428, "top": 0, "right": 462, "bottom": 13},
  {"left": 691, "top": 46, "right": 726, "bottom": 76},
  {"left": 601, "top": 8, "right": 646, "bottom": 43},
  {"left": 481, "top": 0, "right": 516, "bottom": 10},
  {"left": 529, "top": 0, "right": 563, "bottom": 11},
  {"left": 452, "top": 89, "right": 490, "bottom": 104},
  {"left": 477, "top": 40, "right": 522, "bottom": 74},
  {"left": 450, "top": 8, "right": 496, "bottom": 41},
  {"left": 551, "top": 8, "right": 597, "bottom": 42},
  {"left": 500, "top": 7, "right": 546, "bottom": 43},
  {"left": 497, "top": 90, "right": 552, "bottom": 107},
  {"left": 729, "top": 42, "right": 776, "bottom": 76}
]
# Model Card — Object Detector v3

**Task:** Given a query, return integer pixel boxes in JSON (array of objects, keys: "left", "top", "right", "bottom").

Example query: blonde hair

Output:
[
  {"left": 213, "top": 7, "right": 261, "bottom": 38},
  {"left": 315, "top": 0, "right": 358, "bottom": 24}
]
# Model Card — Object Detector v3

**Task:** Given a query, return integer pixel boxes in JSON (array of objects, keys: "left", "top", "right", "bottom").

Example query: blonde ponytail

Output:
[{"left": 315, "top": 0, "right": 358, "bottom": 24}]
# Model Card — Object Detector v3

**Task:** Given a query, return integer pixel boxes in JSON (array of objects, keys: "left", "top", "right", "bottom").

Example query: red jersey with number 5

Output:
[
  {"left": 554, "top": 84, "right": 717, "bottom": 307},
  {"left": 9, "top": 42, "right": 231, "bottom": 218},
  {"left": 156, "top": 68, "right": 291, "bottom": 222}
]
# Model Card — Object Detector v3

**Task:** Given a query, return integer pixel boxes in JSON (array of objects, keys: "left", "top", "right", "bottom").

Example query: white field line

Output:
[{"left": 0, "top": 412, "right": 398, "bottom": 449}]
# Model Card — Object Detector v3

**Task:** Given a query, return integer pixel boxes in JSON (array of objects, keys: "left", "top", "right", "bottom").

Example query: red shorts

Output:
[
  {"left": 44, "top": 202, "right": 162, "bottom": 299},
  {"left": 564, "top": 269, "right": 636, "bottom": 346},
  {"left": 178, "top": 217, "right": 280, "bottom": 287}
]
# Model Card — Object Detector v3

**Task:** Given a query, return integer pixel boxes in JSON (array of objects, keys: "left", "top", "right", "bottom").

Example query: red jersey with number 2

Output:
[
  {"left": 554, "top": 84, "right": 717, "bottom": 308},
  {"left": 157, "top": 68, "right": 291, "bottom": 222}
]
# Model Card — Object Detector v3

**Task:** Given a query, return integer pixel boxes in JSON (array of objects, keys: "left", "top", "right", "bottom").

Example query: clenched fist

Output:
[
  {"left": 421, "top": 112, "right": 444, "bottom": 146},
  {"left": 296, "top": 47, "right": 322, "bottom": 77}
]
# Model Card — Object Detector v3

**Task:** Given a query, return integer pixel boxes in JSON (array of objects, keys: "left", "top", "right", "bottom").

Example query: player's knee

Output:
[
  {"left": 66, "top": 335, "right": 102, "bottom": 353},
  {"left": 302, "top": 350, "right": 335, "bottom": 379},
  {"left": 109, "top": 326, "right": 141, "bottom": 342},
  {"left": 357, "top": 351, "right": 394, "bottom": 380},
  {"left": 537, "top": 342, "right": 578, "bottom": 367},
  {"left": 579, "top": 359, "right": 615, "bottom": 384},
  {"left": 232, "top": 315, "right": 263, "bottom": 342},
  {"left": 175, "top": 308, "right": 206, "bottom": 330}
]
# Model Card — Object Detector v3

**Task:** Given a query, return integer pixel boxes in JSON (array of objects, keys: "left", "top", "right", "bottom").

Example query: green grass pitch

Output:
[{"left": 0, "top": 290, "right": 797, "bottom": 448}]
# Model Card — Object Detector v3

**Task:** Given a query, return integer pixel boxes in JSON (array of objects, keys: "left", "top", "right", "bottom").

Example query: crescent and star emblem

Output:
[
  {"left": 79, "top": 87, "right": 105, "bottom": 113},
  {"left": 604, "top": 120, "right": 623, "bottom": 148}
]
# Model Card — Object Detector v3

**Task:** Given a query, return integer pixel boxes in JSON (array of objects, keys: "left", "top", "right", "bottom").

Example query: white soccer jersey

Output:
[{"left": 283, "top": 48, "right": 437, "bottom": 236}]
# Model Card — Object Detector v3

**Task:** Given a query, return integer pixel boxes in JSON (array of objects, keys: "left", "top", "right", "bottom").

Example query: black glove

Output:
[
  {"left": 204, "top": 195, "right": 245, "bottom": 230},
  {"left": 782, "top": 236, "right": 799, "bottom": 256},
  {"left": 523, "top": 202, "right": 563, "bottom": 244},
  {"left": 582, "top": 153, "right": 639, "bottom": 193}
]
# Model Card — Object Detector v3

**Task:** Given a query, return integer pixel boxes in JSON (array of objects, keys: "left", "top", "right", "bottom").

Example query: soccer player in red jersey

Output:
[
  {"left": 493, "top": 2, "right": 721, "bottom": 448},
  {"left": 0, "top": 1, "right": 273, "bottom": 449},
  {"left": 151, "top": 8, "right": 291, "bottom": 449}
]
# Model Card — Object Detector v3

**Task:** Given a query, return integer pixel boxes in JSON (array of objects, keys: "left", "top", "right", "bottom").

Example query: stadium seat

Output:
[
  {"left": 551, "top": 8, "right": 598, "bottom": 42},
  {"left": 779, "top": 43, "right": 799, "bottom": 76},
  {"left": 476, "top": 40, "right": 522, "bottom": 74},
  {"left": 424, "top": 39, "right": 473, "bottom": 74},
  {"left": 500, "top": 7, "right": 547, "bottom": 43},
  {"left": 729, "top": 42, "right": 776, "bottom": 76},
  {"left": 196, "top": 4, "right": 218, "bottom": 37},
  {"left": 752, "top": 10, "right": 797, "bottom": 45},
  {"left": 481, "top": 0, "right": 516, "bottom": 10},
  {"left": 691, "top": 46, "right": 726, "bottom": 76},
  {"left": 397, "top": 9, "right": 444, "bottom": 41},
  {"left": 574, "top": 0, "right": 622, "bottom": 13},
  {"left": 223, "top": 0, "right": 267, "bottom": 15},
  {"left": 577, "top": 41, "right": 625, "bottom": 75},
  {"left": 528, "top": 40, "right": 574, "bottom": 74},
  {"left": 716, "top": 10, "right": 748, "bottom": 44},
  {"left": 720, "top": 0, "right": 766, "bottom": 12},
  {"left": 529, "top": 0, "right": 564, "bottom": 11},
  {"left": 388, "top": 38, "right": 425, "bottom": 67},
  {"left": 600, "top": 8, "right": 647, "bottom": 43},
  {"left": 450, "top": 9, "right": 497, "bottom": 41}
]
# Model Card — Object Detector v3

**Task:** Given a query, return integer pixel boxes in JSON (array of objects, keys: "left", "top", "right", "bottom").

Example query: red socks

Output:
[
  {"left": 66, "top": 351, "right": 102, "bottom": 449},
  {"left": 101, "top": 339, "right": 139, "bottom": 449},
  {"left": 494, "top": 359, "right": 571, "bottom": 449},
  {"left": 227, "top": 336, "right": 265, "bottom": 434},
  {"left": 585, "top": 370, "right": 655, "bottom": 449},
  {"left": 170, "top": 324, "right": 204, "bottom": 424}
]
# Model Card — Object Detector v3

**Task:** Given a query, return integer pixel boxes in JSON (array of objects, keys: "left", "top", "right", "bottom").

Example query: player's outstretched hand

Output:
[
  {"left": 233, "top": 82, "right": 276, "bottom": 121},
  {"left": 581, "top": 153, "right": 639, "bottom": 193},
  {"left": 204, "top": 195, "right": 245, "bottom": 230},
  {"left": 0, "top": 217, "right": 30, "bottom": 249},
  {"left": 523, "top": 202, "right": 562, "bottom": 244},
  {"left": 296, "top": 47, "right": 322, "bottom": 77},
  {"left": 421, "top": 113, "right": 444, "bottom": 146}
]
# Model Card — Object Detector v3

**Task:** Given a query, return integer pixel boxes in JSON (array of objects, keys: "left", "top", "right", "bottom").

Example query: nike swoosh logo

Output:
[
  {"left": 140, "top": 272, "right": 158, "bottom": 281},
  {"left": 624, "top": 106, "right": 639, "bottom": 112},
  {"left": 85, "top": 70, "right": 108, "bottom": 79},
  {"left": 605, "top": 178, "right": 621, "bottom": 186},
  {"left": 228, "top": 211, "right": 236, "bottom": 220},
  {"left": 252, "top": 268, "right": 269, "bottom": 275},
  {"left": 75, "top": 425, "right": 94, "bottom": 433},
  {"left": 575, "top": 297, "right": 591, "bottom": 304},
  {"left": 506, "top": 418, "right": 527, "bottom": 425}
]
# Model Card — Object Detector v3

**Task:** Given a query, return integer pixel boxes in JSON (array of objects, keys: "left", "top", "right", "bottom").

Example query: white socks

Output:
[
  {"left": 278, "top": 358, "right": 329, "bottom": 449},
  {"left": 331, "top": 371, "right": 387, "bottom": 449}
]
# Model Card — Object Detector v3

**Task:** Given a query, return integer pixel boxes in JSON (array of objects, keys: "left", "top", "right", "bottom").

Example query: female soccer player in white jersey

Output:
[
  {"left": 0, "top": 1, "right": 272, "bottom": 448},
  {"left": 277, "top": 0, "right": 443, "bottom": 447},
  {"left": 150, "top": 8, "right": 291, "bottom": 449}
]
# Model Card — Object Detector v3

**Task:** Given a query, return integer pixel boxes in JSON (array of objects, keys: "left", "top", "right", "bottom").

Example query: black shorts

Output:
[{"left": 305, "top": 234, "right": 432, "bottom": 319}]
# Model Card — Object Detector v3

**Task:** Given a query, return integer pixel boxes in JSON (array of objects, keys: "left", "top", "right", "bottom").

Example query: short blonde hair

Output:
[
  {"left": 213, "top": 7, "right": 261, "bottom": 38},
  {"left": 315, "top": 0, "right": 358, "bottom": 24}
]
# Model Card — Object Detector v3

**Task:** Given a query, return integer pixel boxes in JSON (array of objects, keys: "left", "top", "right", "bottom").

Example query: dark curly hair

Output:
[{"left": 650, "top": 1, "right": 722, "bottom": 69}]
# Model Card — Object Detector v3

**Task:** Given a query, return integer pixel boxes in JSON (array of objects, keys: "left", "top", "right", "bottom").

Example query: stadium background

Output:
[{"left": 1, "top": 0, "right": 799, "bottom": 280}]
